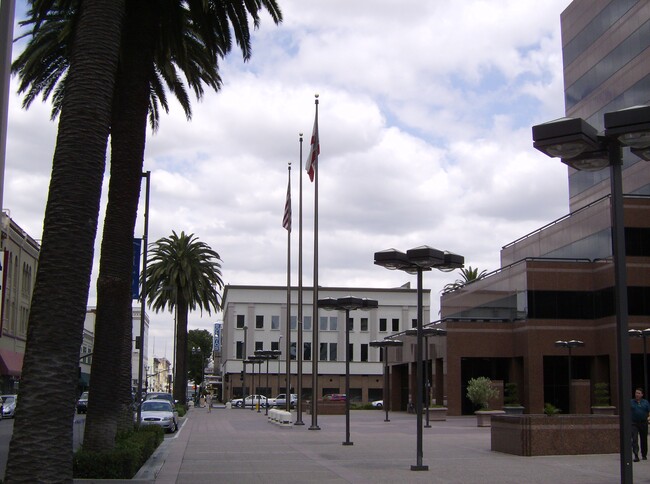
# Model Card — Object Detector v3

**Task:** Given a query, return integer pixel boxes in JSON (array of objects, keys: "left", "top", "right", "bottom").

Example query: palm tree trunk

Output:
[
  {"left": 83, "top": 2, "right": 155, "bottom": 451},
  {"left": 174, "top": 299, "right": 189, "bottom": 405},
  {"left": 5, "top": 1, "right": 124, "bottom": 482}
]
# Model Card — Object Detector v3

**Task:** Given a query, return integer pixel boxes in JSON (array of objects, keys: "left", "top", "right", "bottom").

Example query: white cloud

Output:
[{"left": 4, "top": 0, "right": 574, "bottom": 361}]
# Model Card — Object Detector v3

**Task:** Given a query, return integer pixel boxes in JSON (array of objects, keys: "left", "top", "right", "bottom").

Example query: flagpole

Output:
[
  {"left": 309, "top": 94, "right": 320, "bottom": 431},
  {"left": 285, "top": 163, "right": 292, "bottom": 413},
  {"left": 295, "top": 133, "right": 305, "bottom": 425}
]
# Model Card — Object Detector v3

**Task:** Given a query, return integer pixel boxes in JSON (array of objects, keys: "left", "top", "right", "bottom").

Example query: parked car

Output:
[
  {"left": 76, "top": 392, "right": 89, "bottom": 414},
  {"left": 1, "top": 395, "right": 17, "bottom": 418},
  {"left": 371, "top": 400, "right": 383, "bottom": 408},
  {"left": 231, "top": 394, "right": 270, "bottom": 408},
  {"left": 144, "top": 392, "right": 176, "bottom": 406},
  {"left": 323, "top": 393, "right": 346, "bottom": 402},
  {"left": 136, "top": 400, "right": 178, "bottom": 433},
  {"left": 273, "top": 393, "right": 297, "bottom": 408}
]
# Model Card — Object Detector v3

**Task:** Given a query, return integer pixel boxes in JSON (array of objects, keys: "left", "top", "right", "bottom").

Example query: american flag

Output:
[
  {"left": 282, "top": 177, "right": 291, "bottom": 232},
  {"left": 305, "top": 111, "right": 319, "bottom": 182}
]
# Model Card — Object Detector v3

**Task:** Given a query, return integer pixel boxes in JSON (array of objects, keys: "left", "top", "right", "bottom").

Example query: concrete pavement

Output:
[{"left": 132, "top": 406, "right": 650, "bottom": 483}]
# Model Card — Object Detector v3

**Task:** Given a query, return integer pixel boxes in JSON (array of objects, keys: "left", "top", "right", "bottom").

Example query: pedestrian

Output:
[
  {"left": 206, "top": 393, "right": 213, "bottom": 412},
  {"left": 199, "top": 393, "right": 206, "bottom": 408},
  {"left": 631, "top": 387, "right": 650, "bottom": 462}
]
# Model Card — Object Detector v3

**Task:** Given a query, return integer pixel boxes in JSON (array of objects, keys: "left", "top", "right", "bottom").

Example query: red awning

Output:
[{"left": 0, "top": 348, "right": 24, "bottom": 377}]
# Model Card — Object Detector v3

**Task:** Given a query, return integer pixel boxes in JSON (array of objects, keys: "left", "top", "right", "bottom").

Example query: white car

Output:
[
  {"left": 1, "top": 395, "right": 16, "bottom": 418},
  {"left": 231, "top": 394, "right": 270, "bottom": 408},
  {"left": 137, "top": 400, "right": 178, "bottom": 433},
  {"left": 273, "top": 394, "right": 297, "bottom": 408},
  {"left": 371, "top": 400, "right": 383, "bottom": 408}
]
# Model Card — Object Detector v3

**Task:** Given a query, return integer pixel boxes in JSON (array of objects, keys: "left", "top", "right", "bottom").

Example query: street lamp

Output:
[
  {"left": 405, "top": 327, "right": 447, "bottom": 427},
  {"left": 255, "top": 349, "right": 281, "bottom": 416},
  {"left": 318, "top": 296, "right": 379, "bottom": 446},
  {"left": 374, "top": 246, "right": 463, "bottom": 471},
  {"left": 369, "top": 339, "right": 403, "bottom": 422},
  {"left": 629, "top": 329, "right": 650, "bottom": 394},
  {"left": 191, "top": 346, "right": 206, "bottom": 391},
  {"left": 533, "top": 105, "right": 650, "bottom": 484},
  {"left": 246, "top": 356, "right": 264, "bottom": 412},
  {"left": 554, "top": 340, "right": 585, "bottom": 413}
]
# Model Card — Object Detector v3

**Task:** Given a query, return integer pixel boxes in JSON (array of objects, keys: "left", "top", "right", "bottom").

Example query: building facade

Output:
[
  {"left": 407, "top": 0, "right": 650, "bottom": 416},
  {"left": 0, "top": 214, "right": 39, "bottom": 394},
  {"left": 219, "top": 284, "right": 427, "bottom": 405}
]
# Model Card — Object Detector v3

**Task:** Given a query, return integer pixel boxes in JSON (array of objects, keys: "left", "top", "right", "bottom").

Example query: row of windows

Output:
[
  {"left": 236, "top": 341, "right": 372, "bottom": 362},
  {"left": 236, "top": 314, "right": 417, "bottom": 332}
]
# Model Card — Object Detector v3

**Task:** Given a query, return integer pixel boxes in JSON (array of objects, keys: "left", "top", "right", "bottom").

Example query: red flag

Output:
[
  {"left": 305, "top": 111, "right": 319, "bottom": 182},
  {"left": 282, "top": 177, "right": 291, "bottom": 232}
]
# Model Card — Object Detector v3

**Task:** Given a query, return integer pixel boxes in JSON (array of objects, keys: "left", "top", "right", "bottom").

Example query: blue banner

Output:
[
  {"left": 213, "top": 322, "right": 222, "bottom": 352},
  {"left": 132, "top": 238, "right": 142, "bottom": 299}
]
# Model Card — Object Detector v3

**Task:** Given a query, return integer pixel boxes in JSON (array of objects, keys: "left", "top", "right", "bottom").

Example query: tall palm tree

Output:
[
  {"left": 145, "top": 231, "right": 223, "bottom": 404},
  {"left": 442, "top": 266, "right": 488, "bottom": 294},
  {"left": 12, "top": 0, "right": 282, "bottom": 451},
  {"left": 5, "top": 1, "right": 125, "bottom": 482}
]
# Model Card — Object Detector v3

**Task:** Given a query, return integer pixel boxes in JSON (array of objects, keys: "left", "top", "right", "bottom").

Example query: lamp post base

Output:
[
  {"left": 411, "top": 465, "right": 429, "bottom": 471},
  {"left": 384, "top": 418, "right": 390, "bottom": 422},
  {"left": 294, "top": 420, "right": 305, "bottom": 426},
  {"left": 342, "top": 441, "right": 353, "bottom": 446},
  {"left": 309, "top": 425, "right": 321, "bottom": 431}
]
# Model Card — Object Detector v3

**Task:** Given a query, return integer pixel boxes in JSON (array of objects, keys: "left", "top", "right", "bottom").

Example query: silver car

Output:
[
  {"left": 137, "top": 400, "right": 178, "bottom": 433},
  {"left": 1, "top": 395, "right": 16, "bottom": 418}
]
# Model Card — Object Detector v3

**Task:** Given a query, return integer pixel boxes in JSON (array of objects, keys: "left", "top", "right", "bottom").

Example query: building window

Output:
[
  {"left": 411, "top": 318, "right": 417, "bottom": 328},
  {"left": 360, "top": 343, "right": 368, "bottom": 362},
  {"left": 236, "top": 314, "right": 245, "bottom": 328},
  {"left": 236, "top": 341, "right": 244, "bottom": 359},
  {"left": 320, "top": 316, "right": 328, "bottom": 331},
  {"left": 320, "top": 316, "right": 337, "bottom": 331},
  {"left": 256, "top": 315, "right": 264, "bottom": 329},
  {"left": 271, "top": 315, "right": 280, "bottom": 330},
  {"left": 347, "top": 317, "right": 353, "bottom": 331},
  {"left": 304, "top": 316, "right": 312, "bottom": 331},
  {"left": 304, "top": 342, "right": 311, "bottom": 361},
  {"left": 348, "top": 343, "right": 354, "bottom": 361},
  {"left": 291, "top": 315, "right": 297, "bottom": 330},
  {"left": 360, "top": 318, "right": 368, "bottom": 331},
  {"left": 271, "top": 341, "right": 279, "bottom": 352},
  {"left": 392, "top": 318, "right": 399, "bottom": 332},
  {"left": 320, "top": 343, "right": 328, "bottom": 361},
  {"left": 255, "top": 341, "right": 263, "bottom": 351},
  {"left": 379, "top": 318, "right": 387, "bottom": 332},
  {"left": 329, "top": 343, "right": 337, "bottom": 361},
  {"left": 290, "top": 342, "right": 297, "bottom": 360}
]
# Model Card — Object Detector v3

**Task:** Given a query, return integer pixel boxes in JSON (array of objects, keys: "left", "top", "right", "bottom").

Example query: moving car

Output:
[
  {"left": 230, "top": 394, "right": 270, "bottom": 408},
  {"left": 1, "top": 395, "right": 17, "bottom": 418},
  {"left": 273, "top": 393, "right": 297, "bottom": 408},
  {"left": 136, "top": 400, "right": 178, "bottom": 433},
  {"left": 323, "top": 393, "right": 346, "bottom": 401},
  {"left": 76, "top": 392, "right": 89, "bottom": 414}
]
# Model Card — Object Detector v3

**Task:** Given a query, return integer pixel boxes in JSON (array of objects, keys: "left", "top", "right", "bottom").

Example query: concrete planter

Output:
[
  {"left": 428, "top": 407, "right": 447, "bottom": 421},
  {"left": 475, "top": 409, "right": 505, "bottom": 427},
  {"left": 503, "top": 405, "right": 525, "bottom": 415},
  {"left": 491, "top": 414, "right": 619, "bottom": 456},
  {"left": 591, "top": 406, "right": 616, "bottom": 415}
]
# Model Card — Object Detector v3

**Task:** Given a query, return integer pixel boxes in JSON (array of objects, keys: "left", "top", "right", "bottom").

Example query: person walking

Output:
[
  {"left": 206, "top": 393, "right": 213, "bottom": 413},
  {"left": 631, "top": 387, "right": 650, "bottom": 462}
]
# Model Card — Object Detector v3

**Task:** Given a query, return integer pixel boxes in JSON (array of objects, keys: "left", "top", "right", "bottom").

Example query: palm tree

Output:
[
  {"left": 145, "top": 231, "right": 223, "bottom": 405},
  {"left": 442, "top": 266, "right": 488, "bottom": 294},
  {"left": 12, "top": 0, "right": 282, "bottom": 451},
  {"left": 5, "top": 1, "right": 125, "bottom": 482}
]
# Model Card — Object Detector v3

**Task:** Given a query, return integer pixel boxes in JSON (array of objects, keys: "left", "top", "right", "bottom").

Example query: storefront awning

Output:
[{"left": 0, "top": 348, "right": 24, "bottom": 377}]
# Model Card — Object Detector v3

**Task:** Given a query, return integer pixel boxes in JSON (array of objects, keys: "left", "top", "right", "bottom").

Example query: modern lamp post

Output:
[
  {"left": 318, "top": 296, "right": 379, "bottom": 446},
  {"left": 532, "top": 104, "right": 650, "bottom": 484},
  {"left": 374, "top": 246, "right": 463, "bottom": 471},
  {"left": 629, "top": 329, "right": 650, "bottom": 394},
  {"left": 405, "top": 327, "right": 447, "bottom": 427},
  {"left": 247, "top": 356, "right": 264, "bottom": 412},
  {"left": 255, "top": 349, "right": 281, "bottom": 416},
  {"left": 554, "top": 339, "right": 585, "bottom": 413},
  {"left": 369, "top": 339, "right": 403, "bottom": 422}
]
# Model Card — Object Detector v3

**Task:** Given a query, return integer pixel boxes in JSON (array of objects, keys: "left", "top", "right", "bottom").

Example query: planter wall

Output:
[
  {"left": 491, "top": 415, "right": 619, "bottom": 456},
  {"left": 475, "top": 410, "right": 505, "bottom": 427},
  {"left": 428, "top": 407, "right": 447, "bottom": 421}
]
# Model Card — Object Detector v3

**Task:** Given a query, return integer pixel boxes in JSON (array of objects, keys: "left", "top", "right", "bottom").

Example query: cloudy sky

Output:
[{"left": 5, "top": 0, "right": 573, "bottom": 362}]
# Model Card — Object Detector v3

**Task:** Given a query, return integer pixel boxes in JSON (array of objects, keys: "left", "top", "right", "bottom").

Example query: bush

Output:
[
  {"left": 593, "top": 382, "right": 610, "bottom": 406},
  {"left": 503, "top": 382, "right": 520, "bottom": 406},
  {"left": 175, "top": 403, "right": 187, "bottom": 417},
  {"left": 544, "top": 402, "right": 561, "bottom": 416},
  {"left": 73, "top": 425, "right": 164, "bottom": 479},
  {"left": 466, "top": 377, "right": 498, "bottom": 410}
]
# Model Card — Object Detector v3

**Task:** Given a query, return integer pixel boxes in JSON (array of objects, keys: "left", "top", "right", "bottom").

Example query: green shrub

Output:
[
  {"left": 176, "top": 403, "right": 187, "bottom": 417},
  {"left": 466, "top": 377, "right": 498, "bottom": 410},
  {"left": 593, "top": 382, "right": 610, "bottom": 406},
  {"left": 73, "top": 425, "right": 164, "bottom": 479},
  {"left": 503, "top": 382, "right": 520, "bottom": 406},
  {"left": 544, "top": 402, "right": 561, "bottom": 416}
]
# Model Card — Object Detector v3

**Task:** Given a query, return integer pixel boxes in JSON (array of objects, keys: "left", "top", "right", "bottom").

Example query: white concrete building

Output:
[{"left": 219, "top": 284, "right": 428, "bottom": 403}]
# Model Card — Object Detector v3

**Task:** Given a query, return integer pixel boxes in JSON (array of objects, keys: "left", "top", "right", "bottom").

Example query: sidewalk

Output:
[{"left": 137, "top": 406, "right": 650, "bottom": 483}]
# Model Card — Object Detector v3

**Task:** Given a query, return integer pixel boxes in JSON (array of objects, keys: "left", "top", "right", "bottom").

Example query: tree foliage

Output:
[{"left": 442, "top": 266, "right": 488, "bottom": 294}]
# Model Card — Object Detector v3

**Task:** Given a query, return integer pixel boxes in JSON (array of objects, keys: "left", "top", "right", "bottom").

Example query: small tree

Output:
[
  {"left": 503, "top": 382, "right": 520, "bottom": 406},
  {"left": 466, "top": 377, "right": 498, "bottom": 410},
  {"left": 593, "top": 382, "right": 611, "bottom": 406}
]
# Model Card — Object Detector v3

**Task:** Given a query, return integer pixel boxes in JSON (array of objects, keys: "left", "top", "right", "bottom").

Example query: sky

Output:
[{"left": 4, "top": 0, "right": 573, "bottom": 364}]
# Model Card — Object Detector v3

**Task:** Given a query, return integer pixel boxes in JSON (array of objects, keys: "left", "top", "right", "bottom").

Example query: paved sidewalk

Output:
[{"left": 137, "top": 406, "right": 650, "bottom": 483}]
